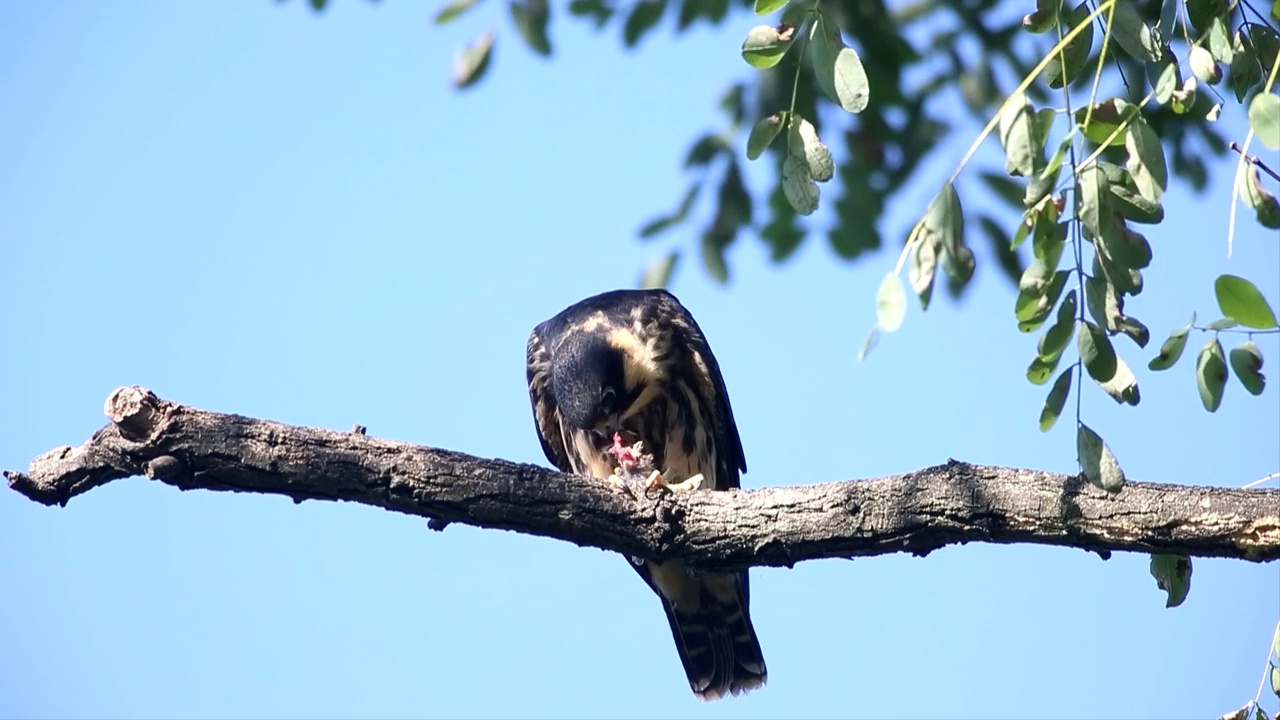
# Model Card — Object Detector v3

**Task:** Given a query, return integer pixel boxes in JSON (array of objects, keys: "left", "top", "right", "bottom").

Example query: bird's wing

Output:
[
  {"left": 658, "top": 291, "right": 747, "bottom": 490},
  {"left": 526, "top": 322, "right": 573, "bottom": 473}
]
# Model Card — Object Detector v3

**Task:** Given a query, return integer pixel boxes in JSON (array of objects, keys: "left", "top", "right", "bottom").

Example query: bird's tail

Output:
[{"left": 661, "top": 571, "right": 767, "bottom": 702}]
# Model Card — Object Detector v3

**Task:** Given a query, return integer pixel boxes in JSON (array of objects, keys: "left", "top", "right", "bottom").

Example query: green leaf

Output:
[
  {"left": 809, "top": 16, "right": 870, "bottom": 113},
  {"left": 639, "top": 251, "right": 680, "bottom": 289},
  {"left": 909, "top": 237, "right": 938, "bottom": 310},
  {"left": 452, "top": 28, "right": 496, "bottom": 89},
  {"left": 1018, "top": 270, "right": 1070, "bottom": 332},
  {"left": 1125, "top": 116, "right": 1167, "bottom": 204},
  {"left": 1208, "top": 16, "right": 1235, "bottom": 65},
  {"left": 1229, "top": 340, "right": 1266, "bottom": 395},
  {"left": 1078, "top": 321, "right": 1118, "bottom": 382},
  {"left": 1196, "top": 338, "right": 1229, "bottom": 412},
  {"left": 1077, "top": 423, "right": 1126, "bottom": 492},
  {"left": 979, "top": 171, "right": 1028, "bottom": 208},
  {"left": 435, "top": 0, "right": 482, "bottom": 25},
  {"left": 742, "top": 24, "right": 795, "bottom": 68},
  {"left": 1272, "top": 664, "right": 1280, "bottom": 699},
  {"left": 1240, "top": 168, "right": 1280, "bottom": 229},
  {"left": 1148, "top": 313, "right": 1195, "bottom": 370},
  {"left": 1187, "top": 0, "right": 1226, "bottom": 33},
  {"left": 1076, "top": 98, "right": 1135, "bottom": 147},
  {"left": 789, "top": 116, "right": 834, "bottom": 182},
  {"left": 685, "top": 134, "right": 729, "bottom": 167},
  {"left": 1043, "top": 2, "right": 1093, "bottom": 88},
  {"left": 1037, "top": 289, "right": 1078, "bottom": 363},
  {"left": 747, "top": 112, "right": 786, "bottom": 160},
  {"left": 568, "top": 0, "right": 613, "bottom": 26},
  {"left": 1249, "top": 94, "right": 1280, "bottom": 150},
  {"left": 1190, "top": 45, "right": 1222, "bottom": 84},
  {"left": 999, "top": 94, "right": 1040, "bottom": 176},
  {"left": 1205, "top": 317, "right": 1239, "bottom": 331},
  {"left": 700, "top": 228, "right": 730, "bottom": 284},
  {"left": 510, "top": 0, "right": 552, "bottom": 56},
  {"left": 1039, "top": 369, "right": 1074, "bottom": 431},
  {"left": 1154, "top": 61, "right": 1179, "bottom": 105},
  {"left": 754, "top": 0, "right": 787, "bottom": 14},
  {"left": 1215, "top": 274, "right": 1279, "bottom": 329},
  {"left": 1098, "top": 355, "right": 1140, "bottom": 405},
  {"left": 876, "top": 273, "right": 907, "bottom": 332},
  {"left": 1108, "top": 0, "right": 1163, "bottom": 62},
  {"left": 781, "top": 155, "right": 819, "bottom": 215},
  {"left": 623, "top": 0, "right": 666, "bottom": 47},
  {"left": 1149, "top": 554, "right": 1192, "bottom": 608}
]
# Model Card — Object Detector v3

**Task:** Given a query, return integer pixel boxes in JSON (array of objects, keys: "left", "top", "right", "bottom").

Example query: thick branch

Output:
[{"left": 7, "top": 387, "right": 1279, "bottom": 569}]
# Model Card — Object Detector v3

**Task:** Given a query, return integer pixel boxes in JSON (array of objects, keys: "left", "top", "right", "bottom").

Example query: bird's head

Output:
[{"left": 550, "top": 330, "right": 635, "bottom": 432}]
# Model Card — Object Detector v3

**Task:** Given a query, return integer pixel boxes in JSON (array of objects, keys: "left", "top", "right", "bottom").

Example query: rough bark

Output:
[{"left": 7, "top": 386, "right": 1279, "bottom": 570}]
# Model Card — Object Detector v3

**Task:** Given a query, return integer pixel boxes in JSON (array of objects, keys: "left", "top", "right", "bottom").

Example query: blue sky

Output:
[{"left": 1, "top": 2, "right": 1277, "bottom": 718}]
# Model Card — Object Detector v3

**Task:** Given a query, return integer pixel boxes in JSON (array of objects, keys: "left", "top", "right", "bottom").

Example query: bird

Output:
[{"left": 524, "top": 287, "right": 766, "bottom": 701}]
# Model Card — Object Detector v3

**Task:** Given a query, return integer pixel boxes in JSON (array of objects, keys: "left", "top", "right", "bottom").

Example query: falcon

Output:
[{"left": 525, "top": 288, "right": 767, "bottom": 701}]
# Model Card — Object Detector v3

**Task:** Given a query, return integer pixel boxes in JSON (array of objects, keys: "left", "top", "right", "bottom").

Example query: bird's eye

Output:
[{"left": 600, "top": 387, "right": 616, "bottom": 409}]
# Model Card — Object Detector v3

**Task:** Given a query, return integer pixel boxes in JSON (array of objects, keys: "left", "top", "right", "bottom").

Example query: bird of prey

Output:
[{"left": 525, "top": 288, "right": 766, "bottom": 701}]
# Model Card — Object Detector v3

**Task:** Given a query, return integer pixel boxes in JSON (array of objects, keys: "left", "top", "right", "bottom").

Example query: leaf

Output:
[
  {"left": 790, "top": 116, "right": 834, "bottom": 182},
  {"left": 1229, "top": 340, "right": 1266, "bottom": 395},
  {"left": 747, "top": 112, "right": 787, "bottom": 160},
  {"left": 1272, "top": 664, "right": 1280, "bottom": 699},
  {"left": 1043, "top": 2, "right": 1093, "bottom": 88},
  {"left": 754, "top": 0, "right": 787, "bottom": 14},
  {"left": 1148, "top": 314, "right": 1195, "bottom": 370},
  {"left": 925, "top": 183, "right": 965, "bottom": 252},
  {"left": 809, "top": 16, "right": 870, "bottom": 113},
  {"left": 1098, "top": 355, "right": 1140, "bottom": 405},
  {"left": 435, "top": 0, "right": 482, "bottom": 25},
  {"left": 1108, "top": 0, "right": 1163, "bottom": 62},
  {"left": 876, "top": 273, "right": 907, "bottom": 332},
  {"left": 452, "top": 28, "right": 496, "bottom": 90},
  {"left": 510, "top": 0, "right": 552, "bottom": 56},
  {"left": 1149, "top": 554, "right": 1192, "bottom": 608},
  {"left": 1196, "top": 338, "right": 1229, "bottom": 412},
  {"left": 1215, "top": 274, "right": 1279, "bottom": 329},
  {"left": 979, "top": 171, "right": 1028, "bottom": 208},
  {"left": 1125, "top": 116, "right": 1167, "bottom": 203},
  {"left": 1154, "top": 61, "right": 1179, "bottom": 105},
  {"left": 700, "top": 228, "right": 730, "bottom": 284},
  {"left": 909, "top": 237, "right": 938, "bottom": 310},
  {"left": 781, "top": 155, "right": 819, "bottom": 215},
  {"left": 1077, "top": 423, "right": 1126, "bottom": 492},
  {"left": 1208, "top": 16, "right": 1235, "bottom": 65},
  {"left": 1249, "top": 94, "right": 1280, "bottom": 150},
  {"left": 1239, "top": 168, "right": 1280, "bottom": 229},
  {"left": 1040, "top": 369, "right": 1074, "bottom": 431},
  {"left": 1190, "top": 45, "right": 1222, "bottom": 84},
  {"left": 639, "top": 251, "right": 680, "bottom": 289},
  {"left": 999, "top": 94, "right": 1039, "bottom": 176},
  {"left": 1018, "top": 270, "right": 1070, "bottom": 332},
  {"left": 1076, "top": 98, "right": 1135, "bottom": 147},
  {"left": 742, "top": 24, "right": 795, "bottom": 69},
  {"left": 623, "top": 0, "right": 666, "bottom": 47},
  {"left": 1037, "top": 289, "right": 1078, "bottom": 363},
  {"left": 1078, "top": 321, "right": 1118, "bottom": 382},
  {"left": 684, "top": 134, "right": 729, "bottom": 168},
  {"left": 568, "top": 0, "right": 613, "bottom": 26}
]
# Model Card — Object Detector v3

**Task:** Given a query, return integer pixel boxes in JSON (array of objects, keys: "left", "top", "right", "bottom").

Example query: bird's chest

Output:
[{"left": 564, "top": 386, "right": 716, "bottom": 487}]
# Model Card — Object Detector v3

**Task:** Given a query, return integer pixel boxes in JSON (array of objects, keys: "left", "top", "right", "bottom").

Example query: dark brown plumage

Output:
[{"left": 525, "top": 288, "right": 766, "bottom": 701}]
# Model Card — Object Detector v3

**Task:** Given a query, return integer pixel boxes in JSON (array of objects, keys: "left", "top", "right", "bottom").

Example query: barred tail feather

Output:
[{"left": 661, "top": 576, "right": 767, "bottom": 702}]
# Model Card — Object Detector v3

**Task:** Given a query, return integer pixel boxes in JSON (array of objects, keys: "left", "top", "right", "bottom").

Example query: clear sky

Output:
[{"left": 2, "top": 3, "right": 1277, "bottom": 719}]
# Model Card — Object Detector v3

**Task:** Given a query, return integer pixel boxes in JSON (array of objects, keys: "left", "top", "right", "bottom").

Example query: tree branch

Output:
[{"left": 7, "top": 387, "right": 1279, "bottom": 569}]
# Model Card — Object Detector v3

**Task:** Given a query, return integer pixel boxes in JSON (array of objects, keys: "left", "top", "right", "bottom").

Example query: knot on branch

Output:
[{"left": 104, "top": 386, "right": 167, "bottom": 442}]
